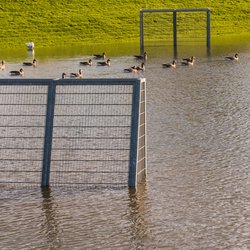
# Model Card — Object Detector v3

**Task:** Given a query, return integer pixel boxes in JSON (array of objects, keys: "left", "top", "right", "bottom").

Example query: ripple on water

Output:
[{"left": 1, "top": 50, "right": 250, "bottom": 249}]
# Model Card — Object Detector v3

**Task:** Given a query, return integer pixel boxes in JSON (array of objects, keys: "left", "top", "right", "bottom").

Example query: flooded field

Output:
[{"left": 0, "top": 40, "right": 250, "bottom": 249}]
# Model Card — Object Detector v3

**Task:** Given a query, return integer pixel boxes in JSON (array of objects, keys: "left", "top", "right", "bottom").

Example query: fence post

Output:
[
  {"left": 173, "top": 11, "right": 177, "bottom": 50},
  {"left": 41, "top": 81, "right": 56, "bottom": 187},
  {"left": 128, "top": 80, "right": 141, "bottom": 188},
  {"left": 206, "top": 9, "right": 211, "bottom": 50},
  {"left": 140, "top": 10, "right": 144, "bottom": 54}
]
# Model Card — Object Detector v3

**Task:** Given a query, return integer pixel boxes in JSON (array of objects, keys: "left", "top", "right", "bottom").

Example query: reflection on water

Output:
[
  {"left": 0, "top": 41, "right": 250, "bottom": 249},
  {"left": 41, "top": 188, "right": 61, "bottom": 249},
  {"left": 127, "top": 183, "right": 150, "bottom": 249}
]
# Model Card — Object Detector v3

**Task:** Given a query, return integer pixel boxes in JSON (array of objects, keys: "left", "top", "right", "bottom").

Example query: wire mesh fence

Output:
[
  {"left": 0, "top": 79, "right": 146, "bottom": 189},
  {"left": 0, "top": 82, "right": 47, "bottom": 186},
  {"left": 50, "top": 84, "right": 133, "bottom": 187}
]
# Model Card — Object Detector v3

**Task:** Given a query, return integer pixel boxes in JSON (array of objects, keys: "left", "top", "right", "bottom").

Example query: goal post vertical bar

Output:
[
  {"left": 140, "top": 10, "right": 144, "bottom": 53},
  {"left": 206, "top": 9, "right": 211, "bottom": 50},
  {"left": 173, "top": 10, "right": 177, "bottom": 49}
]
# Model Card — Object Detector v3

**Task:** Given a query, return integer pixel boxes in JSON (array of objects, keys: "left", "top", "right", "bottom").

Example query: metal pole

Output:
[
  {"left": 128, "top": 80, "right": 141, "bottom": 188},
  {"left": 173, "top": 11, "right": 177, "bottom": 50},
  {"left": 41, "top": 81, "right": 56, "bottom": 187},
  {"left": 206, "top": 9, "right": 211, "bottom": 50},
  {"left": 136, "top": 79, "right": 147, "bottom": 183},
  {"left": 140, "top": 10, "right": 144, "bottom": 54}
]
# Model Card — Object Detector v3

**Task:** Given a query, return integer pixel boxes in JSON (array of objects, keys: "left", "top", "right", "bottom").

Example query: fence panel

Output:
[
  {"left": 0, "top": 80, "right": 49, "bottom": 186},
  {"left": 0, "top": 78, "right": 146, "bottom": 189}
]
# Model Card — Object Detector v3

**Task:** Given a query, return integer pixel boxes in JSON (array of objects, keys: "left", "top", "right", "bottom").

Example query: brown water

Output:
[{"left": 0, "top": 42, "right": 250, "bottom": 249}]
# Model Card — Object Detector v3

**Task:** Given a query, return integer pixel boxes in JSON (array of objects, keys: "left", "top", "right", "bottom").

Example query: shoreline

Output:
[{"left": 1, "top": 33, "right": 250, "bottom": 52}]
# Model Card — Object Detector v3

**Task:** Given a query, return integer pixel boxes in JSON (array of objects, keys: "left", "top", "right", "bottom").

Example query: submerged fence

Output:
[{"left": 0, "top": 78, "right": 146, "bottom": 188}]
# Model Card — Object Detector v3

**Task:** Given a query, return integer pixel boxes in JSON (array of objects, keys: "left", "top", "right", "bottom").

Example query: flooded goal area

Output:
[
  {"left": 140, "top": 8, "right": 211, "bottom": 49},
  {"left": 0, "top": 78, "right": 146, "bottom": 189}
]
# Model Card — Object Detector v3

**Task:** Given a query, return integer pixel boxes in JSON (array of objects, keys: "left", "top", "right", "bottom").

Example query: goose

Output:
[
  {"left": 0, "top": 60, "right": 5, "bottom": 70},
  {"left": 181, "top": 57, "right": 194, "bottom": 66},
  {"left": 136, "top": 62, "right": 145, "bottom": 71},
  {"left": 124, "top": 66, "right": 138, "bottom": 73},
  {"left": 62, "top": 72, "right": 67, "bottom": 79},
  {"left": 23, "top": 59, "right": 37, "bottom": 66},
  {"left": 225, "top": 53, "right": 239, "bottom": 61},
  {"left": 10, "top": 68, "right": 24, "bottom": 76},
  {"left": 70, "top": 69, "right": 83, "bottom": 78},
  {"left": 182, "top": 56, "right": 195, "bottom": 63},
  {"left": 80, "top": 59, "right": 93, "bottom": 66},
  {"left": 97, "top": 59, "right": 111, "bottom": 66},
  {"left": 162, "top": 60, "right": 177, "bottom": 68},
  {"left": 93, "top": 52, "right": 106, "bottom": 60},
  {"left": 134, "top": 51, "right": 147, "bottom": 61}
]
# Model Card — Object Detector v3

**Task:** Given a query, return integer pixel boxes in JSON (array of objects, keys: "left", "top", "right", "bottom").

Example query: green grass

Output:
[{"left": 0, "top": 0, "right": 249, "bottom": 48}]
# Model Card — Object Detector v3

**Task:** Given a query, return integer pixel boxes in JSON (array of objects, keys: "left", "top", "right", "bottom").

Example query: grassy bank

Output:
[{"left": 0, "top": 0, "right": 249, "bottom": 49}]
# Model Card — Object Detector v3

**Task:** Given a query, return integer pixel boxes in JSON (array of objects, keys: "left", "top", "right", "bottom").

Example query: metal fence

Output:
[
  {"left": 140, "top": 8, "right": 211, "bottom": 52},
  {"left": 0, "top": 78, "right": 146, "bottom": 189}
]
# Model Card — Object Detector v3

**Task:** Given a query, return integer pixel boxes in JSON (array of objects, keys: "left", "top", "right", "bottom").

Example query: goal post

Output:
[{"left": 140, "top": 8, "right": 211, "bottom": 52}]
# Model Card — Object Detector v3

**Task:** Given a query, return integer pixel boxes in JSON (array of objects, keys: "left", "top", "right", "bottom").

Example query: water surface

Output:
[{"left": 0, "top": 42, "right": 250, "bottom": 249}]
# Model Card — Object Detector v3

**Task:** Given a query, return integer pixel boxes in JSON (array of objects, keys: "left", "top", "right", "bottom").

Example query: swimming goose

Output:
[
  {"left": 181, "top": 57, "right": 194, "bottom": 66},
  {"left": 182, "top": 56, "right": 195, "bottom": 63},
  {"left": 134, "top": 52, "right": 147, "bottom": 61},
  {"left": 70, "top": 69, "right": 83, "bottom": 78},
  {"left": 80, "top": 59, "right": 93, "bottom": 66},
  {"left": 162, "top": 60, "right": 177, "bottom": 68},
  {"left": 225, "top": 53, "right": 239, "bottom": 61},
  {"left": 10, "top": 68, "right": 24, "bottom": 76},
  {"left": 97, "top": 59, "right": 111, "bottom": 66},
  {"left": 0, "top": 60, "right": 5, "bottom": 70},
  {"left": 136, "top": 62, "right": 145, "bottom": 71},
  {"left": 124, "top": 66, "right": 138, "bottom": 73},
  {"left": 23, "top": 59, "right": 37, "bottom": 66},
  {"left": 93, "top": 52, "right": 106, "bottom": 60}
]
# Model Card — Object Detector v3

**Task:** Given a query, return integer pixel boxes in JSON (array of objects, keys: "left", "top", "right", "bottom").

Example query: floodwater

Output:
[{"left": 0, "top": 40, "right": 250, "bottom": 249}]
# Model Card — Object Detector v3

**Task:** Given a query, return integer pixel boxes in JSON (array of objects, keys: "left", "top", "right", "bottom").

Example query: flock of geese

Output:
[
  {"left": 0, "top": 52, "right": 239, "bottom": 79},
  {"left": 62, "top": 52, "right": 146, "bottom": 79},
  {"left": 0, "top": 59, "right": 37, "bottom": 76}
]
